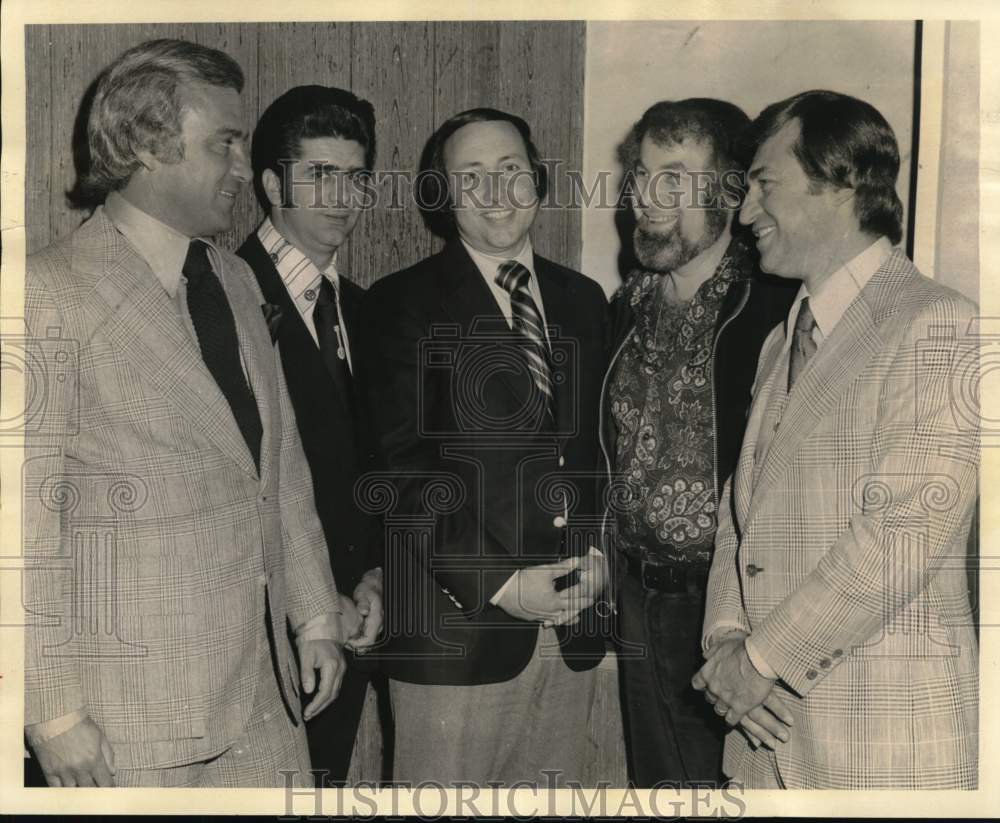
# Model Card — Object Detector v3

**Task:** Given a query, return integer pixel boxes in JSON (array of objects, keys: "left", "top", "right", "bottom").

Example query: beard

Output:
[{"left": 633, "top": 206, "right": 729, "bottom": 272}]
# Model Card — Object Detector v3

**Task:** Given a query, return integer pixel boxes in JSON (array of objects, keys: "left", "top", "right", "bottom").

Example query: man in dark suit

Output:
[
  {"left": 357, "top": 108, "right": 610, "bottom": 787},
  {"left": 236, "top": 85, "right": 385, "bottom": 786}
]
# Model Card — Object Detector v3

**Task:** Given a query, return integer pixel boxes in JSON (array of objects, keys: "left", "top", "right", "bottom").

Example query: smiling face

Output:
[
  {"left": 144, "top": 81, "right": 250, "bottom": 238},
  {"left": 740, "top": 118, "right": 848, "bottom": 282},
  {"left": 265, "top": 135, "right": 367, "bottom": 269},
  {"left": 443, "top": 119, "right": 539, "bottom": 257},
  {"left": 631, "top": 134, "right": 729, "bottom": 273}
]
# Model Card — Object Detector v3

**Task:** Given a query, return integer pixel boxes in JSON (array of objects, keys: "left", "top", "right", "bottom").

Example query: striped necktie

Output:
[
  {"left": 495, "top": 260, "right": 554, "bottom": 423},
  {"left": 788, "top": 296, "right": 818, "bottom": 391}
]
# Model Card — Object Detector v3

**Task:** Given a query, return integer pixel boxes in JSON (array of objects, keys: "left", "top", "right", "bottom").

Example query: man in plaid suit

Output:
[
  {"left": 23, "top": 39, "right": 357, "bottom": 788},
  {"left": 695, "top": 90, "right": 979, "bottom": 789}
]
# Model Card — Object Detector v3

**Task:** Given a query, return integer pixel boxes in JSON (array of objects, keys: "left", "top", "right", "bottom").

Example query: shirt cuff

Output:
[
  {"left": 703, "top": 622, "right": 747, "bottom": 653},
  {"left": 745, "top": 635, "right": 778, "bottom": 680},
  {"left": 25, "top": 709, "right": 87, "bottom": 744},
  {"left": 489, "top": 571, "right": 519, "bottom": 606},
  {"left": 295, "top": 612, "right": 339, "bottom": 642}
]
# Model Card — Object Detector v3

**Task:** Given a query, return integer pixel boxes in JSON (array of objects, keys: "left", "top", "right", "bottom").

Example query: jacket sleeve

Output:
[
  {"left": 750, "top": 294, "right": 980, "bottom": 696},
  {"left": 275, "top": 334, "right": 342, "bottom": 630},
  {"left": 22, "top": 253, "right": 87, "bottom": 725},
  {"left": 702, "top": 473, "right": 751, "bottom": 651}
]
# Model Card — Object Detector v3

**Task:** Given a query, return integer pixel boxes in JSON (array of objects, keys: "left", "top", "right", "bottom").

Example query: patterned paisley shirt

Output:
[{"left": 609, "top": 238, "right": 749, "bottom": 565}]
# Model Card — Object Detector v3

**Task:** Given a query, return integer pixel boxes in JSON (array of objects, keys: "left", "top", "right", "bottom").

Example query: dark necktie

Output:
[
  {"left": 183, "top": 240, "right": 262, "bottom": 470},
  {"left": 313, "top": 276, "right": 354, "bottom": 404},
  {"left": 495, "top": 260, "right": 555, "bottom": 424},
  {"left": 788, "top": 296, "right": 818, "bottom": 391}
]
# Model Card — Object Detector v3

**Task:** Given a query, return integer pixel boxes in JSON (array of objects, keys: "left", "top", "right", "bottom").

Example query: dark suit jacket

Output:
[
  {"left": 356, "top": 241, "right": 609, "bottom": 685},
  {"left": 237, "top": 233, "right": 381, "bottom": 593}
]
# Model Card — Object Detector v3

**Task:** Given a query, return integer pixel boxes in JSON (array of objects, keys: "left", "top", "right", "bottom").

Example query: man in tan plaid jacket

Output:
[
  {"left": 695, "top": 90, "right": 979, "bottom": 789},
  {"left": 23, "top": 39, "right": 358, "bottom": 788}
]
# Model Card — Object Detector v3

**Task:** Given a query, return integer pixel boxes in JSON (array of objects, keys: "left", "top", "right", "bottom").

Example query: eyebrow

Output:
[
  {"left": 747, "top": 165, "right": 769, "bottom": 181},
  {"left": 306, "top": 162, "right": 366, "bottom": 173},
  {"left": 452, "top": 154, "right": 526, "bottom": 171},
  {"left": 215, "top": 127, "right": 247, "bottom": 140},
  {"left": 636, "top": 160, "right": 686, "bottom": 172}
]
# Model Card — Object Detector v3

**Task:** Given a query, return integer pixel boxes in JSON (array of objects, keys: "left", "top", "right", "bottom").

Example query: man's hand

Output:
[
  {"left": 543, "top": 549, "right": 609, "bottom": 628},
  {"left": 335, "top": 594, "right": 364, "bottom": 645},
  {"left": 573, "top": 548, "right": 609, "bottom": 601},
  {"left": 297, "top": 638, "right": 347, "bottom": 721},
  {"left": 30, "top": 716, "right": 115, "bottom": 787},
  {"left": 346, "top": 568, "right": 384, "bottom": 654},
  {"left": 692, "top": 636, "right": 776, "bottom": 727},
  {"left": 700, "top": 629, "right": 794, "bottom": 749},
  {"left": 494, "top": 556, "right": 596, "bottom": 625}
]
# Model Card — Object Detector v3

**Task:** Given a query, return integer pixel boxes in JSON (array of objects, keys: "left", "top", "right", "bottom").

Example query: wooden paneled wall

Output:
[
  {"left": 25, "top": 22, "right": 585, "bottom": 282},
  {"left": 23, "top": 21, "right": 626, "bottom": 786}
]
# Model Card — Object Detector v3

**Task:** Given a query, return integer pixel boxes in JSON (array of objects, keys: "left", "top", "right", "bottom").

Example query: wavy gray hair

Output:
[{"left": 85, "top": 38, "right": 243, "bottom": 197}]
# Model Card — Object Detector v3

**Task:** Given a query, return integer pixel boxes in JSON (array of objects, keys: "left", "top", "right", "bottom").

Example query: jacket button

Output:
[
  {"left": 832, "top": 648, "right": 843, "bottom": 659},
  {"left": 806, "top": 669, "right": 818, "bottom": 680},
  {"left": 553, "top": 515, "right": 567, "bottom": 528},
  {"left": 819, "top": 658, "right": 831, "bottom": 669},
  {"left": 347, "top": 543, "right": 356, "bottom": 553},
  {"left": 746, "top": 563, "right": 763, "bottom": 577}
]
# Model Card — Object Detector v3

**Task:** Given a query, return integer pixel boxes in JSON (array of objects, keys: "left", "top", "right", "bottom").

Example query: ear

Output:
[
  {"left": 134, "top": 147, "right": 159, "bottom": 172},
  {"left": 831, "top": 186, "right": 856, "bottom": 208},
  {"left": 262, "top": 168, "right": 283, "bottom": 208}
]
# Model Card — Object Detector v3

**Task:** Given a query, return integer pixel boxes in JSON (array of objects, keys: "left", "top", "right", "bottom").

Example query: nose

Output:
[
  {"left": 231, "top": 140, "right": 252, "bottom": 184},
  {"left": 739, "top": 186, "right": 761, "bottom": 226}
]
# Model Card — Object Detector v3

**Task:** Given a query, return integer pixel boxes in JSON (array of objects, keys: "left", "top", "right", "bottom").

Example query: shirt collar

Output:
[
  {"left": 105, "top": 191, "right": 207, "bottom": 297},
  {"left": 461, "top": 236, "right": 535, "bottom": 286},
  {"left": 258, "top": 217, "right": 340, "bottom": 314},
  {"left": 787, "top": 236, "right": 893, "bottom": 343}
]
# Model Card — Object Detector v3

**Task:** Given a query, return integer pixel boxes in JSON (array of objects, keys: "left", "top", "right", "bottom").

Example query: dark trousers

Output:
[
  {"left": 304, "top": 653, "right": 391, "bottom": 787},
  {"left": 616, "top": 569, "right": 725, "bottom": 787}
]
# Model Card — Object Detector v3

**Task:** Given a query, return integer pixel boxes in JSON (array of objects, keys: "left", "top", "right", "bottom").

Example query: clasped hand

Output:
[
  {"left": 691, "top": 633, "right": 794, "bottom": 750},
  {"left": 495, "top": 549, "right": 608, "bottom": 627}
]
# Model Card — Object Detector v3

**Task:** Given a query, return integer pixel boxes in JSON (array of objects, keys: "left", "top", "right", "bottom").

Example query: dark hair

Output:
[
  {"left": 618, "top": 98, "right": 752, "bottom": 183},
  {"left": 416, "top": 107, "right": 547, "bottom": 239},
  {"left": 749, "top": 90, "right": 903, "bottom": 245},
  {"left": 251, "top": 85, "right": 376, "bottom": 210},
  {"left": 86, "top": 38, "right": 244, "bottom": 197}
]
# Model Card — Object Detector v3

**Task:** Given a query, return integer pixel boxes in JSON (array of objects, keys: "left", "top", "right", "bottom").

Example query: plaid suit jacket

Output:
[
  {"left": 23, "top": 207, "right": 339, "bottom": 770},
  {"left": 704, "top": 250, "right": 979, "bottom": 789}
]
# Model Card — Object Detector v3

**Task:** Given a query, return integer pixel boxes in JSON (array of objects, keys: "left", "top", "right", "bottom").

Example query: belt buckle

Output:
[{"left": 642, "top": 559, "right": 688, "bottom": 593}]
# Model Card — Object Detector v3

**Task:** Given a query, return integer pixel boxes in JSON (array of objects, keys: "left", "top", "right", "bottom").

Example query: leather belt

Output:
[{"left": 625, "top": 553, "right": 709, "bottom": 594}]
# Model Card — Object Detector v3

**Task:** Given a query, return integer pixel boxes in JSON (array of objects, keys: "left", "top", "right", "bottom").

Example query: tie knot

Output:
[
  {"left": 182, "top": 239, "right": 213, "bottom": 282},
  {"left": 795, "top": 297, "right": 816, "bottom": 333},
  {"left": 495, "top": 260, "right": 531, "bottom": 294}
]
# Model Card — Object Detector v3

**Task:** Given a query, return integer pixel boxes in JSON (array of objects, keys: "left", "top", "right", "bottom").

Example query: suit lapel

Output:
[
  {"left": 534, "top": 255, "right": 574, "bottom": 447},
  {"left": 745, "top": 253, "right": 910, "bottom": 527},
  {"left": 86, "top": 219, "right": 259, "bottom": 479},
  {"left": 217, "top": 251, "right": 276, "bottom": 485},
  {"left": 240, "top": 233, "right": 357, "bottom": 424},
  {"left": 438, "top": 242, "right": 538, "bottom": 417}
]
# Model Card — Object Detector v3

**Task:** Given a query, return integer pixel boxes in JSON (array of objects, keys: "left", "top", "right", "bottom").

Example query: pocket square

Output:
[{"left": 261, "top": 302, "right": 284, "bottom": 343}]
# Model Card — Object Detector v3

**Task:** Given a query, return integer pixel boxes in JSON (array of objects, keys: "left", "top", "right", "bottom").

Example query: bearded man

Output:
[{"left": 601, "top": 98, "right": 797, "bottom": 787}]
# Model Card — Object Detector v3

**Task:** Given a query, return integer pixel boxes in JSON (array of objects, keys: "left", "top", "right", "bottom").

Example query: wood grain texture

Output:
[
  {"left": 348, "top": 21, "right": 436, "bottom": 285},
  {"left": 23, "top": 21, "right": 624, "bottom": 788},
  {"left": 25, "top": 25, "right": 52, "bottom": 254}
]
